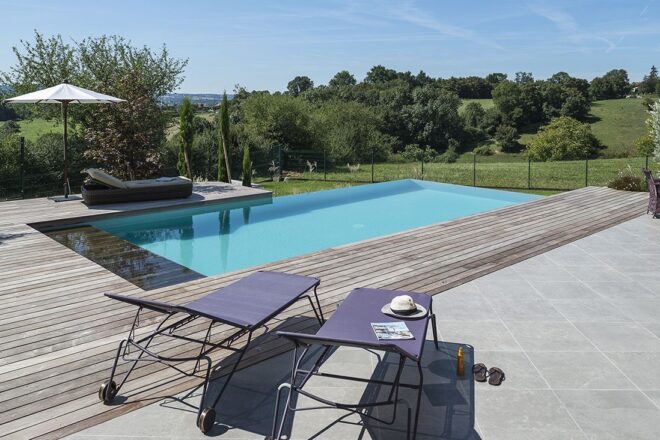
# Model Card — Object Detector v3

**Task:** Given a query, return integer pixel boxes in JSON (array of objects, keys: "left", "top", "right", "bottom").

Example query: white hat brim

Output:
[{"left": 380, "top": 303, "right": 428, "bottom": 320}]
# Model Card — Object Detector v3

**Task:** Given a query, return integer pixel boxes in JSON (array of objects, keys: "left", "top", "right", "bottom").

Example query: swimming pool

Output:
[{"left": 90, "top": 180, "right": 540, "bottom": 278}]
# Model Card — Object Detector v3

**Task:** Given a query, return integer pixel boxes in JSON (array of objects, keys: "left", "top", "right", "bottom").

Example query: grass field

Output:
[
  {"left": 275, "top": 155, "right": 656, "bottom": 191},
  {"left": 14, "top": 118, "right": 63, "bottom": 142},
  {"left": 462, "top": 98, "right": 648, "bottom": 156},
  {"left": 259, "top": 178, "right": 560, "bottom": 197},
  {"left": 459, "top": 98, "right": 495, "bottom": 112}
]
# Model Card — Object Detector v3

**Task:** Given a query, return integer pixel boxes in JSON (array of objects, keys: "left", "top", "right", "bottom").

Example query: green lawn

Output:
[
  {"left": 280, "top": 156, "right": 655, "bottom": 192},
  {"left": 13, "top": 118, "right": 63, "bottom": 142},
  {"left": 259, "top": 178, "right": 560, "bottom": 198},
  {"left": 589, "top": 99, "right": 649, "bottom": 156}
]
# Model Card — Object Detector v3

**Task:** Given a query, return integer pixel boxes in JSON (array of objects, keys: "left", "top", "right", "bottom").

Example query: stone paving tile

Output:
[
  {"left": 574, "top": 322, "right": 660, "bottom": 353},
  {"left": 506, "top": 321, "right": 597, "bottom": 352},
  {"left": 528, "top": 280, "right": 600, "bottom": 301},
  {"left": 556, "top": 390, "right": 660, "bottom": 440},
  {"left": 604, "top": 352, "right": 660, "bottom": 390},
  {"left": 584, "top": 280, "right": 658, "bottom": 300},
  {"left": 549, "top": 298, "right": 633, "bottom": 323}
]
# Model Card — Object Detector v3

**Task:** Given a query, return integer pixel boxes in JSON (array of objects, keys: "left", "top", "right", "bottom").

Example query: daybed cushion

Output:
[
  {"left": 124, "top": 176, "right": 191, "bottom": 189},
  {"left": 85, "top": 168, "right": 127, "bottom": 189}
]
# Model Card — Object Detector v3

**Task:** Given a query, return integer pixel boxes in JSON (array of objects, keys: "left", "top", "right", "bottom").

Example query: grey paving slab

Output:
[
  {"left": 487, "top": 298, "right": 567, "bottom": 322},
  {"left": 574, "top": 322, "right": 660, "bottom": 353},
  {"left": 604, "top": 352, "right": 660, "bottom": 390},
  {"left": 549, "top": 298, "right": 633, "bottom": 323},
  {"left": 471, "top": 351, "right": 549, "bottom": 390},
  {"left": 437, "top": 321, "right": 521, "bottom": 352},
  {"left": 506, "top": 321, "right": 597, "bottom": 352},
  {"left": 529, "top": 280, "right": 600, "bottom": 301},
  {"left": 584, "top": 280, "right": 658, "bottom": 300},
  {"left": 526, "top": 351, "right": 636, "bottom": 390},
  {"left": 556, "top": 390, "right": 660, "bottom": 440}
]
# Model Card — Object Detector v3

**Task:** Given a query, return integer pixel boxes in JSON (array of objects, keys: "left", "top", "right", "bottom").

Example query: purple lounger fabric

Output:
[
  {"left": 183, "top": 271, "right": 319, "bottom": 328},
  {"left": 316, "top": 287, "right": 431, "bottom": 361}
]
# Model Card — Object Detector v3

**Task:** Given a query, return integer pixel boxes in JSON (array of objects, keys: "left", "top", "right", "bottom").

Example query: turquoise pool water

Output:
[{"left": 92, "top": 180, "right": 540, "bottom": 277}]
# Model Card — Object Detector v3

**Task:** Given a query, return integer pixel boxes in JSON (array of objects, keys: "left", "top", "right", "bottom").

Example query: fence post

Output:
[
  {"left": 585, "top": 156, "right": 589, "bottom": 187},
  {"left": 20, "top": 136, "right": 25, "bottom": 199},
  {"left": 528, "top": 155, "right": 531, "bottom": 190},
  {"left": 323, "top": 150, "right": 327, "bottom": 181},
  {"left": 278, "top": 145, "right": 283, "bottom": 177},
  {"left": 421, "top": 158, "right": 424, "bottom": 180},
  {"left": 371, "top": 149, "right": 375, "bottom": 183},
  {"left": 646, "top": 155, "right": 649, "bottom": 170},
  {"left": 472, "top": 153, "right": 476, "bottom": 187}
]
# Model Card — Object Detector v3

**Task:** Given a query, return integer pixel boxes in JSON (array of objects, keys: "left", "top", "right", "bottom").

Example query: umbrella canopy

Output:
[
  {"left": 3, "top": 82, "right": 124, "bottom": 199},
  {"left": 3, "top": 83, "right": 125, "bottom": 104}
]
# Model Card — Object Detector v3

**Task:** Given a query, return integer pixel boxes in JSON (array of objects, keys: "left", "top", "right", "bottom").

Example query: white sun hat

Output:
[{"left": 381, "top": 294, "right": 428, "bottom": 319}]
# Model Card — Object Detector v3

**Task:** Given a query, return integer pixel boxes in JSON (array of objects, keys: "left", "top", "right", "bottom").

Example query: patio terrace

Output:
[{"left": 0, "top": 185, "right": 649, "bottom": 439}]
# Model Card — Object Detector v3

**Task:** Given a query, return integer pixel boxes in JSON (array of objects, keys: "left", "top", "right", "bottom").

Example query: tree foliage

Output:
[
  {"left": 218, "top": 91, "right": 231, "bottom": 182},
  {"left": 647, "top": 99, "right": 660, "bottom": 162},
  {"left": 590, "top": 69, "right": 630, "bottom": 99},
  {"left": 287, "top": 76, "right": 314, "bottom": 96},
  {"left": 2, "top": 31, "right": 187, "bottom": 178},
  {"left": 242, "top": 145, "right": 251, "bottom": 187},
  {"left": 527, "top": 116, "right": 601, "bottom": 161}
]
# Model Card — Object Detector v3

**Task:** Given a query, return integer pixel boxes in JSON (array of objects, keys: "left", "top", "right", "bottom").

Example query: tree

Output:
[
  {"left": 241, "top": 145, "right": 251, "bottom": 186},
  {"left": 178, "top": 97, "right": 193, "bottom": 178},
  {"left": 527, "top": 116, "right": 600, "bottom": 161},
  {"left": 640, "top": 66, "right": 659, "bottom": 94},
  {"left": 486, "top": 73, "right": 507, "bottom": 86},
  {"left": 2, "top": 31, "right": 187, "bottom": 178},
  {"left": 494, "top": 124, "right": 519, "bottom": 152},
  {"left": 589, "top": 69, "right": 630, "bottom": 99},
  {"left": 647, "top": 100, "right": 660, "bottom": 162},
  {"left": 218, "top": 92, "right": 231, "bottom": 182},
  {"left": 364, "top": 65, "right": 398, "bottom": 84},
  {"left": 462, "top": 102, "right": 486, "bottom": 128},
  {"left": 329, "top": 70, "right": 356, "bottom": 88},
  {"left": 401, "top": 85, "right": 462, "bottom": 150},
  {"left": 287, "top": 76, "right": 314, "bottom": 96}
]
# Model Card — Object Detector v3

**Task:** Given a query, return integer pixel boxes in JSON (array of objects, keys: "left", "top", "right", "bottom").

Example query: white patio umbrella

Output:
[{"left": 3, "top": 81, "right": 125, "bottom": 199}]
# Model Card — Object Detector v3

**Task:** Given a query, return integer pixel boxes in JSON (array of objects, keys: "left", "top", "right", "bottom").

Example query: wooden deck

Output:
[{"left": 0, "top": 186, "right": 648, "bottom": 439}]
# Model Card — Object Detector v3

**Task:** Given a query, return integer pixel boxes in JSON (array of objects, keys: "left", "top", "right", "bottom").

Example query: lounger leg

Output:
[
  {"left": 208, "top": 330, "right": 254, "bottom": 410},
  {"left": 269, "top": 382, "right": 292, "bottom": 440},
  {"left": 430, "top": 313, "right": 439, "bottom": 350},
  {"left": 412, "top": 361, "right": 424, "bottom": 440},
  {"left": 194, "top": 322, "right": 214, "bottom": 373},
  {"left": 313, "top": 285, "right": 325, "bottom": 324}
]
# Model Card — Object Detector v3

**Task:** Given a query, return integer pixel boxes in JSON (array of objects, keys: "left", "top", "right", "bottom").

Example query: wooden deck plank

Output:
[{"left": 0, "top": 185, "right": 647, "bottom": 439}]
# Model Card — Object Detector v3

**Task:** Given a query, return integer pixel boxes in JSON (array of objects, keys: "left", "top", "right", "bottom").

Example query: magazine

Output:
[{"left": 371, "top": 322, "right": 414, "bottom": 340}]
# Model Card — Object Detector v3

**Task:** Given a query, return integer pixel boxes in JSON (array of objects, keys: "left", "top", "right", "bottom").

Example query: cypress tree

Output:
[
  {"left": 218, "top": 92, "right": 232, "bottom": 182},
  {"left": 178, "top": 96, "right": 193, "bottom": 178},
  {"left": 242, "top": 145, "right": 252, "bottom": 187}
]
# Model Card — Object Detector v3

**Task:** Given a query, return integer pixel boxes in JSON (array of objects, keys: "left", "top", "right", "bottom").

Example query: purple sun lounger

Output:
[
  {"left": 269, "top": 287, "right": 438, "bottom": 440},
  {"left": 98, "top": 271, "right": 323, "bottom": 434}
]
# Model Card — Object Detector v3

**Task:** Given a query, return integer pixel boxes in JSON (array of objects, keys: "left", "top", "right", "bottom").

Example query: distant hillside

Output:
[{"left": 159, "top": 93, "right": 233, "bottom": 107}]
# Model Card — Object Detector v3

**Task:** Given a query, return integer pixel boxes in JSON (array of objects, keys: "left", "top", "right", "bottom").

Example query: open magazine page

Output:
[{"left": 371, "top": 322, "right": 414, "bottom": 340}]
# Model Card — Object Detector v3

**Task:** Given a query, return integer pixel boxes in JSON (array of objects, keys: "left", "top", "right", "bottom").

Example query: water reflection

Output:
[{"left": 44, "top": 225, "right": 205, "bottom": 290}]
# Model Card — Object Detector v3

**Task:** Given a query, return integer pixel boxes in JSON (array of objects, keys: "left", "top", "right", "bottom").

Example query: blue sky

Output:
[{"left": 1, "top": 0, "right": 659, "bottom": 93}]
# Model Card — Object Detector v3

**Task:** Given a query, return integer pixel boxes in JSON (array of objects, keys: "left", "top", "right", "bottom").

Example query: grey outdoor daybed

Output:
[{"left": 81, "top": 168, "right": 193, "bottom": 205}]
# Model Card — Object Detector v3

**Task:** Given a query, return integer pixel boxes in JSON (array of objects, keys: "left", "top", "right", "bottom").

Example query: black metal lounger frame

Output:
[
  {"left": 270, "top": 327, "right": 439, "bottom": 440},
  {"left": 98, "top": 282, "right": 324, "bottom": 434}
]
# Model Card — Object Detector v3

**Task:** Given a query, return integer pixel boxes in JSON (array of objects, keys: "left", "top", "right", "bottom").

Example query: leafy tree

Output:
[
  {"left": 218, "top": 91, "right": 231, "bottom": 182},
  {"left": 287, "top": 76, "right": 314, "bottom": 96},
  {"left": 640, "top": 66, "right": 659, "bottom": 94},
  {"left": 647, "top": 100, "right": 660, "bottom": 162},
  {"left": 241, "top": 145, "right": 251, "bottom": 186},
  {"left": 2, "top": 31, "right": 186, "bottom": 178},
  {"left": 401, "top": 85, "right": 462, "bottom": 150},
  {"left": 515, "top": 72, "right": 534, "bottom": 84},
  {"left": 236, "top": 92, "right": 315, "bottom": 151},
  {"left": 634, "top": 134, "right": 654, "bottom": 157},
  {"left": 0, "top": 120, "right": 20, "bottom": 138},
  {"left": 437, "top": 139, "right": 459, "bottom": 163},
  {"left": 589, "top": 69, "right": 630, "bottom": 99},
  {"left": 329, "top": 70, "right": 356, "bottom": 88},
  {"left": 313, "top": 100, "right": 391, "bottom": 162},
  {"left": 462, "top": 102, "right": 486, "bottom": 128},
  {"left": 486, "top": 73, "right": 507, "bottom": 86},
  {"left": 527, "top": 116, "right": 600, "bottom": 161},
  {"left": 364, "top": 65, "right": 398, "bottom": 84},
  {"left": 494, "top": 124, "right": 519, "bottom": 152}
]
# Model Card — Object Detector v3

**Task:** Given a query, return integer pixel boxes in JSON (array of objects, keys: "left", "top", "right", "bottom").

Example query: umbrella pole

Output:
[{"left": 62, "top": 101, "right": 69, "bottom": 198}]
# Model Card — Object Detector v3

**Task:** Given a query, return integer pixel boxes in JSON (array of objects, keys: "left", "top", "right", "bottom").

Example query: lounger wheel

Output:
[
  {"left": 98, "top": 380, "right": 117, "bottom": 404},
  {"left": 198, "top": 407, "right": 216, "bottom": 434}
]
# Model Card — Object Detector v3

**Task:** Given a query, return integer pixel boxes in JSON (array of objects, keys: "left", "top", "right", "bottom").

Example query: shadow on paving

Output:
[{"left": 161, "top": 327, "right": 478, "bottom": 440}]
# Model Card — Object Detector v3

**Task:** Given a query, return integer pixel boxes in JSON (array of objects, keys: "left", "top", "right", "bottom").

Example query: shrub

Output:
[
  {"left": 401, "top": 144, "right": 437, "bottom": 162},
  {"left": 494, "top": 124, "right": 519, "bottom": 152},
  {"left": 473, "top": 143, "right": 494, "bottom": 156},
  {"left": 634, "top": 134, "right": 654, "bottom": 157},
  {"left": 527, "top": 116, "right": 601, "bottom": 161},
  {"left": 242, "top": 145, "right": 252, "bottom": 187},
  {"left": 437, "top": 139, "right": 459, "bottom": 163},
  {"left": 607, "top": 166, "right": 643, "bottom": 191}
]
